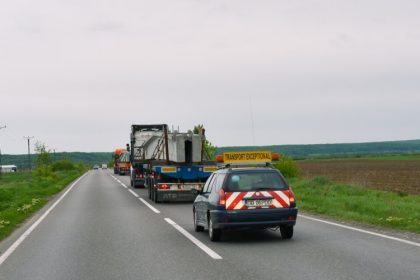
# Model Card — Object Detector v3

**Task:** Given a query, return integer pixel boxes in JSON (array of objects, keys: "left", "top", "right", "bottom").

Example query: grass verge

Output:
[
  {"left": 0, "top": 170, "right": 85, "bottom": 241},
  {"left": 289, "top": 177, "right": 420, "bottom": 233}
]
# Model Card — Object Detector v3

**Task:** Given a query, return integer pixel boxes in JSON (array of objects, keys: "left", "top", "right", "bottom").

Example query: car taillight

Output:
[
  {"left": 218, "top": 189, "right": 226, "bottom": 206},
  {"left": 289, "top": 187, "right": 296, "bottom": 205}
]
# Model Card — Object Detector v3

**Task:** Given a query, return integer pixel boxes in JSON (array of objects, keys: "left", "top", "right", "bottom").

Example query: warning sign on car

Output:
[{"left": 223, "top": 151, "right": 272, "bottom": 163}]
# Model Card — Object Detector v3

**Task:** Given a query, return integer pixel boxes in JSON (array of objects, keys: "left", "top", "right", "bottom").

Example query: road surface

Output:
[{"left": 0, "top": 170, "right": 419, "bottom": 280}]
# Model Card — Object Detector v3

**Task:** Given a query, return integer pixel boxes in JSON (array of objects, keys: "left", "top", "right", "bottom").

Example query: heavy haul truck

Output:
[
  {"left": 129, "top": 124, "right": 217, "bottom": 202},
  {"left": 113, "top": 148, "right": 131, "bottom": 175}
]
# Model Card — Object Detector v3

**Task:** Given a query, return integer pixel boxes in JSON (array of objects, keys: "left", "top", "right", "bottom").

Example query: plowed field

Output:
[{"left": 297, "top": 160, "right": 420, "bottom": 195}]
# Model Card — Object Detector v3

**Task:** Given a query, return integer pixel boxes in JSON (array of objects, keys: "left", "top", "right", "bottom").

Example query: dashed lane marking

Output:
[
  {"left": 138, "top": 198, "right": 161, "bottom": 214},
  {"left": 165, "top": 218, "right": 222, "bottom": 260}
]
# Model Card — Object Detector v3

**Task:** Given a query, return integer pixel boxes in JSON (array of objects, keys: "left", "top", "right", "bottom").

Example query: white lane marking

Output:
[
  {"left": 300, "top": 214, "right": 420, "bottom": 248},
  {"left": 110, "top": 175, "right": 128, "bottom": 189},
  {"left": 138, "top": 198, "right": 161, "bottom": 214},
  {"left": 0, "top": 173, "right": 88, "bottom": 266},
  {"left": 164, "top": 218, "right": 222, "bottom": 260},
  {"left": 110, "top": 175, "right": 159, "bottom": 214},
  {"left": 128, "top": 189, "right": 139, "bottom": 198}
]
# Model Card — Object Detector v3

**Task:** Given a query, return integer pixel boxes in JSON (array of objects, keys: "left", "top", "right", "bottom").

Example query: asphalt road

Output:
[{"left": 0, "top": 170, "right": 419, "bottom": 280}]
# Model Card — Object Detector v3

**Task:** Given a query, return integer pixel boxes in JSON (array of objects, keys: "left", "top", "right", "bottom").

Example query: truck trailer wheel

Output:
[{"left": 153, "top": 189, "right": 160, "bottom": 203}]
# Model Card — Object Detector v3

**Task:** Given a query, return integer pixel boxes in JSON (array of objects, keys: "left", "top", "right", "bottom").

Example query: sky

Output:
[{"left": 1, "top": 0, "right": 420, "bottom": 154}]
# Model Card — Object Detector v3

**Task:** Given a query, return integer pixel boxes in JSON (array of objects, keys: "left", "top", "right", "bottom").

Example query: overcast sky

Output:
[{"left": 1, "top": 0, "right": 420, "bottom": 154}]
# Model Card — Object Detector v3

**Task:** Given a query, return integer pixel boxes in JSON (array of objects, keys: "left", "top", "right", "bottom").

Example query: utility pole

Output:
[
  {"left": 0, "top": 125, "right": 6, "bottom": 179},
  {"left": 23, "top": 136, "right": 34, "bottom": 171}
]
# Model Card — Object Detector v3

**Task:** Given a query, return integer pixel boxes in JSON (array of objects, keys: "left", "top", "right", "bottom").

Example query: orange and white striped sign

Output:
[{"left": 225, "top": 190, "right": 291, "bottom": 210}]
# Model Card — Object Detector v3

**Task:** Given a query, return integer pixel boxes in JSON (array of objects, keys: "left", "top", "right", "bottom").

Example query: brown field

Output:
[{"left": 297, "top": 160, "right": 420, "bottom": 195}]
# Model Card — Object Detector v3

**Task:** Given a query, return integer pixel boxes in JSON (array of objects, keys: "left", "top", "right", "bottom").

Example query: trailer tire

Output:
[{"left": 153, "top": 189, "right": 160, "bottom": 203}]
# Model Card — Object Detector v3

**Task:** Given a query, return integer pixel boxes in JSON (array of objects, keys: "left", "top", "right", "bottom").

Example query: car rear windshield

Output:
[{"left": 225, "top": 171, "right": 288, "bottom": 192}]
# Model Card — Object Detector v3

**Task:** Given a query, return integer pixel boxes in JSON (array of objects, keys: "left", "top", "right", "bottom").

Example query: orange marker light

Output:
[
  {"left": 272, "top": 153, "right": 280, "bottom": 161},
  {"left": 215, "top": 155, "right": 224, "bottom": 163}
]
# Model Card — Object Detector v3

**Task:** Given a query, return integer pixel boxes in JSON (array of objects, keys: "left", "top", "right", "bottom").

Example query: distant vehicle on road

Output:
[
  {"left": 93, "top": 164, "right": 99, "bottom": 170},
  {"left": 101, "top": 164, "right": 107, "bottom": 169},
  {"left": 0, "top": 165, "right": 17, "bottom": 173},
  {"left": 113, "top": 148, "right": 131, "bottom": 175},
  {"left": 192, "top": 151, "right": 297, "bottom": 241}
]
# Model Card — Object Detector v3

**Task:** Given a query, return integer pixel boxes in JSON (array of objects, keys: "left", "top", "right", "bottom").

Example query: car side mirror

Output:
[{"left": 191, "top": 188, "right": 200, "bottom": 196}]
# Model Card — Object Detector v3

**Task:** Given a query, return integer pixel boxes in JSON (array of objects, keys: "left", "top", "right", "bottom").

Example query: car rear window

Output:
[{"left": 225, "top": 171, "right": 288, "bottom": 192}]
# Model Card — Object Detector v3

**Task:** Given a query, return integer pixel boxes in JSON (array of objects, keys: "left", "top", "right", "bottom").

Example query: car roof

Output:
[{"left": 215, "top": 167, "right": 278, "bottom": 174}]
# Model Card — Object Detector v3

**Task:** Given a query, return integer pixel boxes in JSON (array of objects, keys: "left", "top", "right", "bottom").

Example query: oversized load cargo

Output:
[{"left": 131, "top": 125, "right": 203, "bottom": 163}]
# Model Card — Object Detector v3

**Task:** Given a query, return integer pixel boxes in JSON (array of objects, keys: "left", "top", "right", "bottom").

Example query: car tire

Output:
[
  {"left": 280, "top": 226, "right": 294, "bottom": 239},
  {"left": 208, "top": 218, "right": 221, "bottom": 241},
  {"left": 194, "top": 211, "right": 204, "bottom": 232}
]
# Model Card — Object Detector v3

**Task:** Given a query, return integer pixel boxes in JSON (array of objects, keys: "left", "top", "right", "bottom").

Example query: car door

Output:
[{"left": 195, "top": 173, "right": 216, "bottom": 226}]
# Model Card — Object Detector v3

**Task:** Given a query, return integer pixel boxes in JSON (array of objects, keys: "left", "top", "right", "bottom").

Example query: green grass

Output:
[
  {"left": 289, "top": 177, "right": 420, "bottom": 233},
  {"left": 0, "top": 170, "right": 85, "bottom": 241}
]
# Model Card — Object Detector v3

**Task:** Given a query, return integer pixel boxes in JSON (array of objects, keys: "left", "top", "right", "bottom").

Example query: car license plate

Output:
[{"left": 245, "top": 199, "right": 272, "bottom": 207}]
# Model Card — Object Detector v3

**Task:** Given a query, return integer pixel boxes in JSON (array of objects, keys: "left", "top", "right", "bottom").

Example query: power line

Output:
[{"left": 23, "top": 136, "right": 34, "bottom": 171}]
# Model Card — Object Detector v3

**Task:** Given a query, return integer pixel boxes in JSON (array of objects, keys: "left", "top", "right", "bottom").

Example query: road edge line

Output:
[
  {"left": 299, "top": 214, "right": 420, "bottom": 248},
  {"left": 164, "top": 218, "right": 222, "bottom": 260},
  {"left": 0, "top": 172, "right": 88, "bottom": 266}
]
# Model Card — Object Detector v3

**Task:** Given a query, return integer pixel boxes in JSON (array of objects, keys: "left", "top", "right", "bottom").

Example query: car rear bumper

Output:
[{"left": 210, "top": 208, "right": 298, "bottom": 229}]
